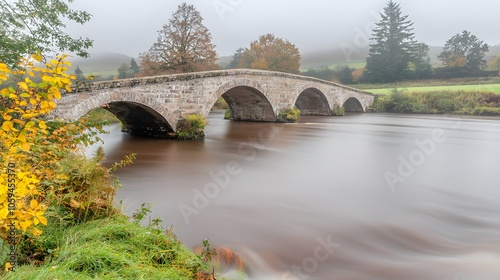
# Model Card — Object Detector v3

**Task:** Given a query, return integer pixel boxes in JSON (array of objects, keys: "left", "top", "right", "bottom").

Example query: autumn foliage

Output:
[
  {"left": 139, "top": 3, "right": 219, "bottom": 75},
  {"left": 238, "top": 34, "right": 301, "bottom": 74},
  {"left": 0, "top": 54, "right": 113, "bottom": 271}
]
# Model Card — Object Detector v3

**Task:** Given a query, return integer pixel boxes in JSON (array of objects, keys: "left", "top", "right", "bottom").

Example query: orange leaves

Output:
[{"left": 238, "top": 33, "right": 301, "bottom": 74}]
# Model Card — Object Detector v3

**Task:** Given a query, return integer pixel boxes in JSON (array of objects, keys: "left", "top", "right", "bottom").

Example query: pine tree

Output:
[
  {"left": 117, "top": 63, "right": 131, "bottom": 79},
  {"left": 363, "top": 1, "right": 418, "bottom": 83},
  {"left": 74, "top": 66, "right": 85, "bottom": 81},
  {"left": 139, "top": 3, "right": 218, "bottom": 75},
  {"left": 130, "top": 58, "right": 139, "bottom": 76}
]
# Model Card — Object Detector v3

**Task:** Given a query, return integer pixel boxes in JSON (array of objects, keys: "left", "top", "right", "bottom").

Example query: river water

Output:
[{"left": 89, "top": 111, "right": 500, "bottom": 280}]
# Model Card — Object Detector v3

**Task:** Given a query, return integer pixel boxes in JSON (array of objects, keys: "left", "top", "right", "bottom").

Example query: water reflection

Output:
[{"left": 89, "top": 111, "right": 500, "bottom": 279}]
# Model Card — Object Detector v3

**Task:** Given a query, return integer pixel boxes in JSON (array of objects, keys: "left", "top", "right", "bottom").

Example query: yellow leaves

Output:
[
  {"left": 21, "top": 142, "right": 31, "bottom": 151},
  {"left": 40, "top": 100, "right": 49, "bottom": 109},
  {"left": 0, "top": 63, "right": 10, "bottom": 83},
  {"left": 30, "top": 199, "right": 38, "bottom": 209},
  {"left": 18, "top": 81, "right": 29, "bottom": 91},
  {"left": 0, "top": 54, "right": 78, "bottom": 245},
  {"left": 54, "top": 89, "right": 62, "bottom": 99},
  {"left": 39, "top": 121, "right": 47, "bottom": 130},
  {"left": 2, "top": 121, "right": 13, "bottom": 132},
  {"left": 32, "top": 228, "right": 43, "bottom": 236},
  {"left": 5, "top": 262, "right": 13, "bottom": 272},
  {"left": 0, "top": 63, "right": 10, "bottom": 73},
  {"left": 32, "top": 52, "right": 43, "bottom": 62}
]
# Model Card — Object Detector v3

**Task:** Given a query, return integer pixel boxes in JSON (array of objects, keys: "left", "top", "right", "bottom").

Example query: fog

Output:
[{"left": 67, "top": 0, "right": 500, "bottom": 57}]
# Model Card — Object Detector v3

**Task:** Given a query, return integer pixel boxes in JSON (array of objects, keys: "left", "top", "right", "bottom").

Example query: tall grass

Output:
[
  {"left": 1, "top": 216, "right": 207, "bottom": 280},
  {"left": 374, "top": 90, "right": 500, "bottom": 115}
]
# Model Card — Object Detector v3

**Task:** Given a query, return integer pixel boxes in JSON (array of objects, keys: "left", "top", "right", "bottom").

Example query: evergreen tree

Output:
[
  {"left": 410, "top": 43, "right": 433, "bottom": 79},
  {"left": 130, "top": 58, "right": 139, "bottom": 76},
  {"left": 117, "top": 63, "right": 131, "bottom": 79},
  {"left": 74, "top": 66, "right": 85, "bottom": 81},
  {"left": 227, "top": 48, "right": 245, "bottom": 69},
  {"left": 363, "top": 1, "right": 418, "bottom": 83}
]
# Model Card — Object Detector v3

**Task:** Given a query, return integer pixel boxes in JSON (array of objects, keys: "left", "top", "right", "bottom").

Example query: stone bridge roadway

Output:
[{"left": 52, "top": 69, "right": 375, "bottom": 137}]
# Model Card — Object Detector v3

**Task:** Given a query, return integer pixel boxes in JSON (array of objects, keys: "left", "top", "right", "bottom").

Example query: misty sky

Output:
[{"left": 67, "top": 0, "right": 500, "bottom": 58}]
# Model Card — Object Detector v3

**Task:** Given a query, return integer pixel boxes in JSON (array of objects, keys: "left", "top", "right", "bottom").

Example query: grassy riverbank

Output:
[
  {"left": 0, "top": 149, "right": 215, "bottom": 280},
  {"left": 353, "top": 77, "right": 500, "bottom": 94},
  {"left": 1, "top": 215, "right": 209, "bottom": 280},
  {"left": 365, "top": 84, "right": 500, "bottom": 95},
  {"left": 373, "top": 90, "right": 500, "bottom": 115}
]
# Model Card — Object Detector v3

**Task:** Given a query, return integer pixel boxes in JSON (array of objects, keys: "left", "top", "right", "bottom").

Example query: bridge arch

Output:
[
  {"left": 65, "top": 91, "right": 177, "bottom": 137},
  {"left": 209, "top": 79, "right": 276, "bottom": 121},
  {"left": 342, "top": 97, "right": 364, "bottom": 112},
  {"left": 294, "top": 87, "right": 331, "bottom": 115}
]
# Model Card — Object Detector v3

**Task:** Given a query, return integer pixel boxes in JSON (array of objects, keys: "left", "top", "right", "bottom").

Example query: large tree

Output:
[
  {"left": 139, "top": 3, "right": 218, "bottom": 75},
  {"left": 410, "top": 42, "right": 433, "bottom": 79},
  {"left": 0, "top": 0, "right": 92, "bottom": 66},
  {"left": 238, "top": 34, "right": 301, "bottom": 74},
  {"left": 363, "top": 1, "right": 420, "bottom": 83},
  {"left": 226, "top": 48, "right": 245, "bottom": 69},
  {"left": 438, "top": 30, "right": 489, "bottom": 75}
]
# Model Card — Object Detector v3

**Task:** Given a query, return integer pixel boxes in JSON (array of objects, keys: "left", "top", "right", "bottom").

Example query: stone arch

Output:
[
  {"left": 66, "top": 91, "right": 177, "bottom": 137},
  {"left": 342, "top": 97, "right": 365, "bottom": 112},
  {"left": 209, "top": 79, "right": 276, "bottom": 121},
  {"left": 294, "top": 87, "right": 331, "bottom": 115}
]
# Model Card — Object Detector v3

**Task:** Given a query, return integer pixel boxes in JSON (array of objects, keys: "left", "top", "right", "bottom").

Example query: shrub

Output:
[
  {"left": 374, "top": 89, "right": 500, "bottom": 115},
  {"left": 277, "top": 107, "right": 300, "bottom": 123},
  {"left": 224, "top": 109, "right": 233, "bottom": 119},
  {"left": 175, "top": 114, "right": 207, "bottom": 140},
  {"left": 472, "top": 107, "right": 500, "bottom": 115},
  {"left": 331, "top": 105, "right": 345, "bottom": 116}
]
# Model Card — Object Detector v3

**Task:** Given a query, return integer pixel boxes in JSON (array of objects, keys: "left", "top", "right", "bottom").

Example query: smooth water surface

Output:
[{"left": 89, "top": 112, "right": 500, "bottom": 280}]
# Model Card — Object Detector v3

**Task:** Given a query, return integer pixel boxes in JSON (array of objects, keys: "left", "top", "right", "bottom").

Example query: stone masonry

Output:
[{"left": 51, "top": 69, "right": 375, "bottom": 137}]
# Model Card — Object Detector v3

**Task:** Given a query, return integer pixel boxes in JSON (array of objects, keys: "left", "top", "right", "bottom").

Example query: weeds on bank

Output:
[{"left": 374, "top": 89, "right": 500, "bottom": 114}]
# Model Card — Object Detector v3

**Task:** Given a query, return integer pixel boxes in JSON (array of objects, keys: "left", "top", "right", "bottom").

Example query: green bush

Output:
[
  {"left": 331, "top": 105, "right": 345, "bottom": 116},
  {"left": 175, "top": 114, "right": 207, "bottom": 140},
  {"left": 224, "top": 109, "right": 233, "bottom": 119},
  {"left": 277, "top": 107, "right": 301, "bottom": 123}
]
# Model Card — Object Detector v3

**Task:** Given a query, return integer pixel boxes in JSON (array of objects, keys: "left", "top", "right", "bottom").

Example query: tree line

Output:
[{"left": 67, "top": 1, "right": 498, "bottom": 84}]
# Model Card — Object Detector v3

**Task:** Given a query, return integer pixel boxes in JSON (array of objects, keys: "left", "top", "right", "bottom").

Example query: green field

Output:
[{"left": 364, "top": 83, "right": 500, "bottom": 94}]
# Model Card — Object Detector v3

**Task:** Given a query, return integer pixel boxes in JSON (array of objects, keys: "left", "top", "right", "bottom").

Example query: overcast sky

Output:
[{"left": 67, "top": 0, "right": 500, "bottom": 58}]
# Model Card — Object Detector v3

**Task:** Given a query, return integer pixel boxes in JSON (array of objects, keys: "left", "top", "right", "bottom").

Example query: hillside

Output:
[{"left": 68, "top": 52, "right": 134, "bottom": 78}]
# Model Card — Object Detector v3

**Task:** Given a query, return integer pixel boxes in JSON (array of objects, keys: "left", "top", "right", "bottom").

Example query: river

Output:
[{"left": 88, "top": 111, "right": 500, "bottom": 280}]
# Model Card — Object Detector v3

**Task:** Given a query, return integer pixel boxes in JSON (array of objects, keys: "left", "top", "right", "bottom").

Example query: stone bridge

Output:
[{"left": 52, "top": 69, "right": 375, "bottom": 137}]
